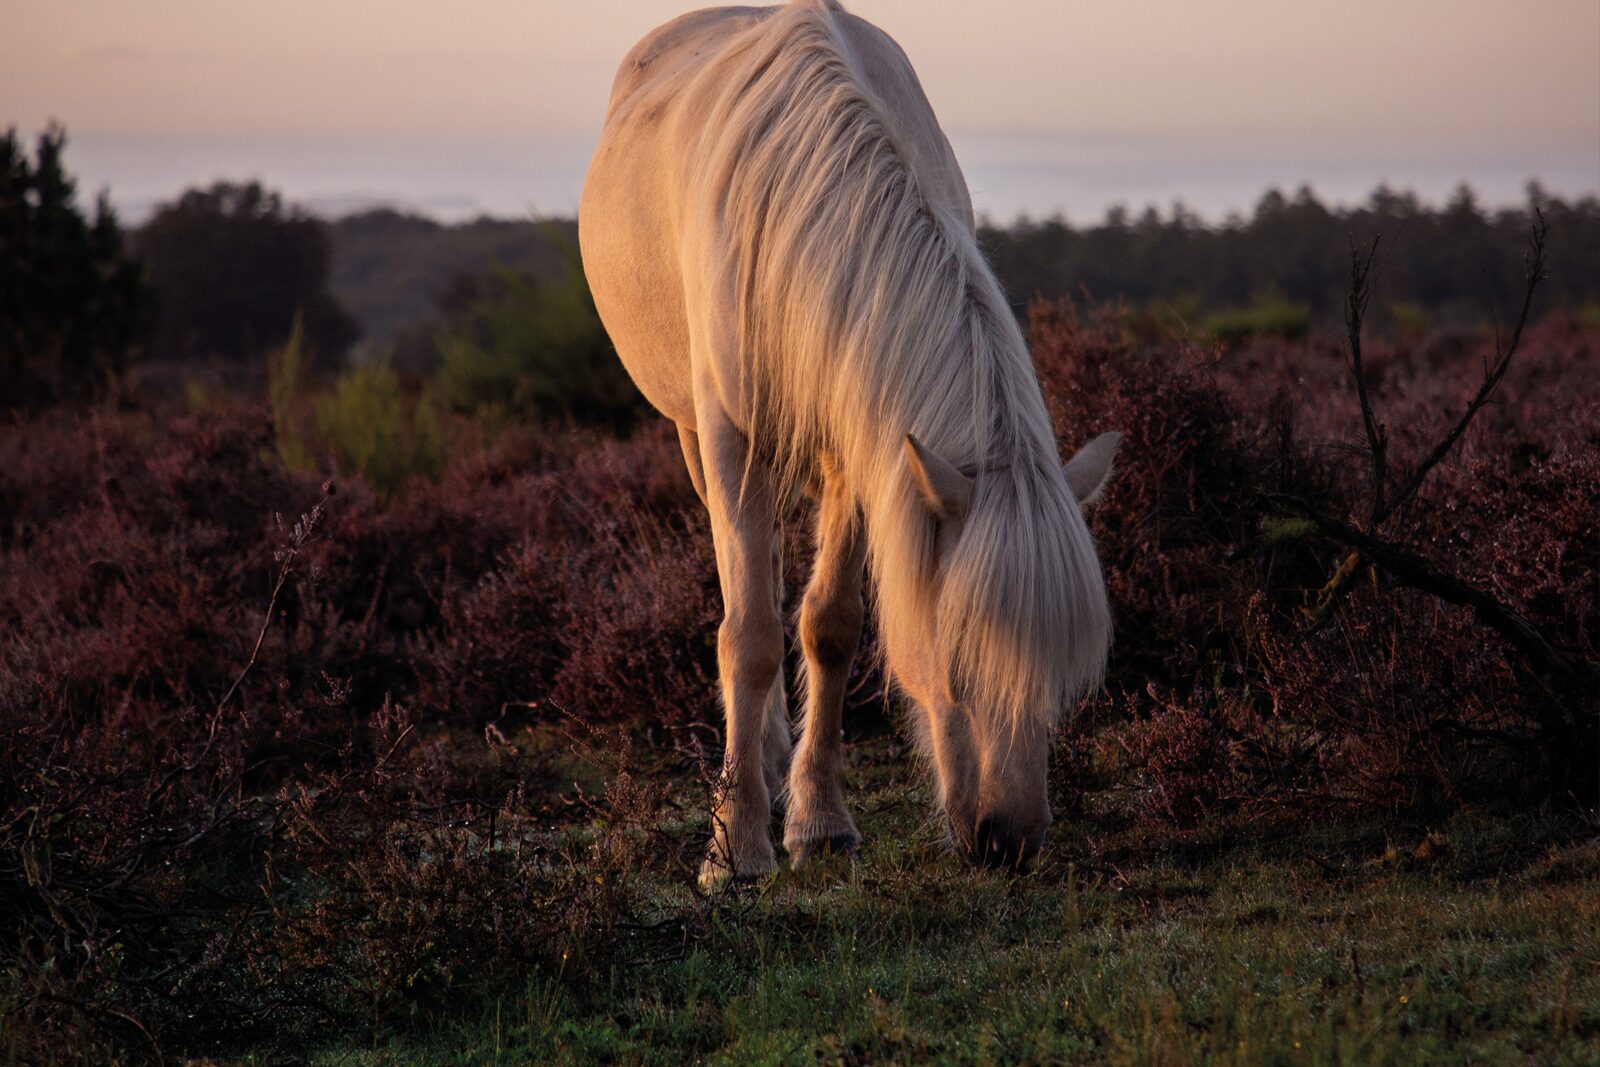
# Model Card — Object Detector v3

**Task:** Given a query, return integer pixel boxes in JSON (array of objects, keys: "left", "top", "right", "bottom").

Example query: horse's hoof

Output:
[
  {"left": 698, "top": 852, "right": 777, "bottom": 891},
  {"left": 788, "top": 832, "right": 862, "bottom": 869}
]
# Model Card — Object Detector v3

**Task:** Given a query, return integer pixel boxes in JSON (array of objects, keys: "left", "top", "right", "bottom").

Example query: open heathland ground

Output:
[
  {"left": 2, "top": 303, "right": 1596, "bottom": 1064},
  {"left": 318, "top": 728, "right": 1600, "bottom": 1067}
]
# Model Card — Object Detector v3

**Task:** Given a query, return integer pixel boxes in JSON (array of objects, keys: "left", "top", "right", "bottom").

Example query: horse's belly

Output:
[{"left": 579, "top": 140, "right": 697, "bottom": 427}]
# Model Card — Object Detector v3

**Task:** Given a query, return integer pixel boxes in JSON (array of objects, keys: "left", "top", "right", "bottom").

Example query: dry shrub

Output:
[
  {"left": 1, "top": 301, "right": 1593, "bottom": 1059},
  {"left": 1031, "top": 299, "right": 1598, "bottom": 820}
]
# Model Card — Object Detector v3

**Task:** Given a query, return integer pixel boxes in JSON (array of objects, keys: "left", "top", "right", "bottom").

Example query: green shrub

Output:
[
  {"left": 269, "top": 321, "right": 446, "bottom": 498},
  {"left": 1387, "top": 299, "right": 1432, "bottom": 338},
  {"left": 1201, "top": 289, "right": 1311, "bottom": 344},
  {"left": 436, "top": 260, "right": 640, "bottom": 429},
  {"left": 314, "top": 358, "right": 445, "bottom": 499},
  {"left": 268, "top": 319, "right": 318, "bottom": 472}
]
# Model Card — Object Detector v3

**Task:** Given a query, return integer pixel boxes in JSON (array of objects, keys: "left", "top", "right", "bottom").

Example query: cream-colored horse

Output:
[{"left": 580, "top": 0, "right": 1117, "bottom": 884}]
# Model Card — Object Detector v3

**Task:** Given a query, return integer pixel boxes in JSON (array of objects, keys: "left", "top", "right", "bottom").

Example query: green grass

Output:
[{"left": 304, "top": 734, "right": 1600, "bottom": 1066}]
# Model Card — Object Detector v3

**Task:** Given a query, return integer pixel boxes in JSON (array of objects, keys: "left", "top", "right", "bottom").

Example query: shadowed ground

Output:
[{"left": 335, "top": 727, "right": 1600, "bottom": 1066}]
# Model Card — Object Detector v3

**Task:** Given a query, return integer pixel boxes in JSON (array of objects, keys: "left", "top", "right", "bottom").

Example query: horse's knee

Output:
[
  {"left": 719, "top": 612, "right": 784, "bottom": 690},
  {"left": 800, "top": 588, "right": 863, "bottom": 671}
]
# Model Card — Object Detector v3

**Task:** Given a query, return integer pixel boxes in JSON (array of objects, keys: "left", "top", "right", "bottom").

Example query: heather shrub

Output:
[
  {"left": 421, "top": 535, "right": 573, "bottom": 720},
  {"left": 0, "top": 408, "right": 709, "bottom": 1060},
  {"left": 1030, "top": 298, "right": 1597, "bottom": 818},
  {"left": 550, "top": 509, "right": 722, "bottom": 725},
  {"left": 1, "top": 295, "right": 1593, "bottom": 1060},
  {"left": 1032, "top": 301, "right": 1294, "bottom": 692}
]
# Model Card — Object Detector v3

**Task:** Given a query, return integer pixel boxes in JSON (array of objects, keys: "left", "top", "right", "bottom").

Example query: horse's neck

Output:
[{"left": 840, "top": 315, "right": 1044, "bottom": 486}]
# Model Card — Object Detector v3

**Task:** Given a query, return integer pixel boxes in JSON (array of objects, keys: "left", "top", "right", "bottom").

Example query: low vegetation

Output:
[
  {"left": 3, "top": 286, "right": 1595, "bottom": 1061},
  {"left": 365, "top": 743, "right": 1600, "bottom": 1066},
  {"left": 2, "top": 127, "right": 1595, "bottom": 1062}
]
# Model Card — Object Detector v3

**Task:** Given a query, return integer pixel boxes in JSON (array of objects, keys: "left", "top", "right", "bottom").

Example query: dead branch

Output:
[
  {"left": 1379, "top": 210, "right": 1547, "bottom": 524},
  {"left": 1344, "top": 234, "right": 1387, "bottom": 525},
  {"left": 1271, "top": 494, "right": 1595, "bottom": 688},
  {"left": 35, "top": 992, "right": 163, "bottom": 1062},
  {"left": 1310, "top": 211, "right": 1549, "bottom": 624},
  {"left": 217, "top": 481, "right": 337, "bottom": 714},
  {"left": 151, "top": 481, "right": 336, "bottom": 804}
]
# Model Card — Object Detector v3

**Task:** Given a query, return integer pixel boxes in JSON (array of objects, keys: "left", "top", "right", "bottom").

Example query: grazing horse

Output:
[{"left": 579, "top": 0, "right": 1118, "bottom": 884}]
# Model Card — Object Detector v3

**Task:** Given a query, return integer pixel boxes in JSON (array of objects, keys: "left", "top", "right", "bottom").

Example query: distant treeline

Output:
[
  {"left": 978, "top": 184, "right": 1600, "bottom": 331},
  {"left": 325, "top": 183, "right": 1600, "bottom": 360},
  {"left": 328, "top": 210, "right": 580, "bottom": 352},
  {"left": 6, "top": 120, "right": 1598, "bottom": 414}
]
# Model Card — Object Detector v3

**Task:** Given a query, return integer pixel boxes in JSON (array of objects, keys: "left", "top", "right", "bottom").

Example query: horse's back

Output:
[
  {"left": 603, "top": 6, "right": 775, "bottom": 121},
  {"left": 579, "top": 1, "right": 973, "bottom": 429}
]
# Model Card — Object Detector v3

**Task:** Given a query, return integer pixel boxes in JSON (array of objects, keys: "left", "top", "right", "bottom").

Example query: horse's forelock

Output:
[{"left": 935, "top": 464, "right": 1111, "bottom": 737}]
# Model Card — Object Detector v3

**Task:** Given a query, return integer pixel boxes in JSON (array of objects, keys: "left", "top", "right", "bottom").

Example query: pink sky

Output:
[{"left": 5, "top": 0, "right": 1596, "bottom": 220}]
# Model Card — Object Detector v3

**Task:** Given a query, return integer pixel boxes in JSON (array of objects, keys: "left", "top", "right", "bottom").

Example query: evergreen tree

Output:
[
  {"left": 137, "top": 181, "right": 357, "bottom": 370},
  {"left": 0, "top": 124, "right": 150, "bottom": 407}
]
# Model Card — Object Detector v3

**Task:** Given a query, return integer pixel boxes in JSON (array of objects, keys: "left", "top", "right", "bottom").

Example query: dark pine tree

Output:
[
  {"left": 136, "top": 181, "right": 358, "bottom": 372},
  {"left": 0, "top": 124, "right": 151, "bottom": 407}
]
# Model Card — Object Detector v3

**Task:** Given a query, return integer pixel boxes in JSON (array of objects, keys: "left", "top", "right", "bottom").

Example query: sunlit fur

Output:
[
  {"left": 580, "top": 0, "right": 1114, "bottom": 877},
  {"left": 700, "top": 0, "right": 1112, "bottom": 736}
]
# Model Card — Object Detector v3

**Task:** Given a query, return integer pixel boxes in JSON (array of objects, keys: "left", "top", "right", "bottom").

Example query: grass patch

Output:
[
  {"left": 315, "top": 732, "right": 1600, "bottom": 1066},
  {"left": 5, "top": 315, "right": 1594, "bottom": 1063}
]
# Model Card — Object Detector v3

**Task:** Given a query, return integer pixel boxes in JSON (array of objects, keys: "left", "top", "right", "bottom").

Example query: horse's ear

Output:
[
  {"left": 1063, "top": 431, "right": 1121, "bottom": 505},
  {"left": 904, "top": 434, "right": 971, "bottom": 521}
]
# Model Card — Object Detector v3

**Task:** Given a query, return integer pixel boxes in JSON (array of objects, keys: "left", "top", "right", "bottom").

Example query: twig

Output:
[
  {"left": 1310, "top": 212, "right": 1549, "bottom": 624},
  {"left": 1379, "top": 210, "right": 1547, "bottom": 525},
  {"left": 1344, "top": 234, "right": 1387, "bottom": 525},
  {"left": 37, "top": 992, "right": 162, "bottom": 1062},
  {"left": 152, "top": 482, "right": 335, "bottom": 802},
  {"left": 1272, "top": 495, "right": 1593, "bottom": 686},
  {"left": 217, "top": 483, "right": 336, "bottom": 714}
]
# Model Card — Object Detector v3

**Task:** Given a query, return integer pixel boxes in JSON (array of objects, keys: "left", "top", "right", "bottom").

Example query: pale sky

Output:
[{"left": 4, "top": 1, "right": 1597, "bottom": 221}]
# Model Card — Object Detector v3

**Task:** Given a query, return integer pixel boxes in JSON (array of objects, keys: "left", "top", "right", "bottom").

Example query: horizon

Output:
[
  {"left": 50, "top": 129, "right": 1600, "bottom": 229},
  {"left": 6, "top": 0, "right": 1598, "bottom": 225}
]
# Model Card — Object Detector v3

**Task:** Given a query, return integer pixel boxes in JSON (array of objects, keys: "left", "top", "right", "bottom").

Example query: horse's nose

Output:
[{"left": 971, "top": 814, "right": 1043, "bottom": 872}]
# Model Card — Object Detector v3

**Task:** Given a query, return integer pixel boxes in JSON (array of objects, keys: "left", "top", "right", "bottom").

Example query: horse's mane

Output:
[{"left": 699, "top": 0, "right": 1110, "bottom": 730}]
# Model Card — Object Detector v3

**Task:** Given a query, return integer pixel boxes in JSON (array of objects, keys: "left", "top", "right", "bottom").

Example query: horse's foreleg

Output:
[
  {"left": 764, "top": 532, "right": 794, "bottom": 804},
  {"left": 694, "top": 405, "right": 784, "bottom": 887},
  {"left": 785, "top": 456, "right": 865, "bottom": 866},
  {"left": 681, "top": 420, "right": 792, "bottom": 808}
]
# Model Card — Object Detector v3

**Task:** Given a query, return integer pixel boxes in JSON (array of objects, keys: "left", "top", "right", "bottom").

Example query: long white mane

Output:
[{"left": 698, "top": 0, "right": 1111, "bottom": 730}]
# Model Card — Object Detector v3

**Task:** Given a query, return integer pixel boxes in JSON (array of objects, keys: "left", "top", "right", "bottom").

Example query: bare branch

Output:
[
  {"left": 1270, "top": 494, "right": 1595, "bottom": 688},
  {"left": 154, "top": 482, "right": 336, "bottom": 802},
  {"left": 1343, "top": 233, "right": 1387, "bottom": 526},
  {"left": 1309, "top": 212, "right": 1550, "bottom": 626},
  {"left": 216, "top": 481, "right": 336, "bottom": 715},
  {"left": 1377, "top": 209, "right": 1548, "bottom": 526}
]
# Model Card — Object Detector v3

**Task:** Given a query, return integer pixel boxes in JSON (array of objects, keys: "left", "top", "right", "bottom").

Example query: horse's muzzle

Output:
[{"left": 964, "top": 814, "right": 1044, "bottom": 872}]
